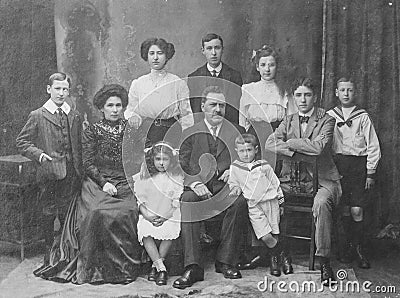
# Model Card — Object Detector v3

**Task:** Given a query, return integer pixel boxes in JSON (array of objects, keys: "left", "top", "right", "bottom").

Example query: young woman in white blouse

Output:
[
  {"left": 239, "top": 45, "right": 296, "bottom": 161},
  {"left": 125, "top": 38, "right": 194, "bottom": 147},
  {"left": 239, "top": 45, "right": 324, "bottom": 161}
]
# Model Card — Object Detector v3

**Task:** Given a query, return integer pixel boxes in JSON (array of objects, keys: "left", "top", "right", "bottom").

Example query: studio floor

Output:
[{"left": 0, "top": 238, "right": 399, "bottom": 298}]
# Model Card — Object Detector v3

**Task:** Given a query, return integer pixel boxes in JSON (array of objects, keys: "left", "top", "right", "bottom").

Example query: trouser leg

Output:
[{"left": 180, "top": 190, "right": 202, "bottom": 267}]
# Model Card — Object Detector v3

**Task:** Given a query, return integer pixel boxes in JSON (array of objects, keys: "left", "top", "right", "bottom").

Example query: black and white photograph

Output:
[{"left": 0, "top": 1, "right": 399, "bottom": 297}]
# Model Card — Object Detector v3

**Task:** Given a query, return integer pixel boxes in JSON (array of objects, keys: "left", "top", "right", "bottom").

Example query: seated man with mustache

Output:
[{"left": 174, "top": 86, "right": 246, "bottom": 289}]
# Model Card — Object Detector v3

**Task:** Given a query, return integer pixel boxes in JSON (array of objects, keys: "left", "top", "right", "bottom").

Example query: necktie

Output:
[
  {"left": 212, "top": 70, "right": 217, "bottom": 77},
  {"left": 57, "top": 107, "right": 68, "bottom": 127},
  {"left": 337, "top": 119, "right": 352, "bottom": 127},
  {"left": 299, "top": 116, "right": 310, "bottom": 124},
  {"left": 211, "top": 126, "right": 218, "bottom": 140},
  {"left": 57, "top": 108, "right": 65, "bottom": 121}
]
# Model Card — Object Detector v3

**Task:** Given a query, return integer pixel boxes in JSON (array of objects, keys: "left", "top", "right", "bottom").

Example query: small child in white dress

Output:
[
  {"left": 228, "top": 134, "right": 292, "bottom": 277},
  {"left": 133, "top": 141, "right": 183, "bottom": 286}
]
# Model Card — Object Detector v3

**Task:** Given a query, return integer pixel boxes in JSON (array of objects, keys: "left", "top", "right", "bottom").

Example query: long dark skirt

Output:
[{"left": 34, "top": 173, "right": 141, "bottom": 284}]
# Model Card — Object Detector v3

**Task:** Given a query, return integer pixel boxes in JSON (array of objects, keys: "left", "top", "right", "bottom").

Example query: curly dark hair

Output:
[
  {"left": 93, "top": 84, "right": 128, "bottom": 109},
  {"left": 142, "top": 141, "right": 182, "bottom": 178},
  {"left": 140, "top": 38, "right": 175, "bottom": 62},
  {"left": 290, "top": 77, "right": 318, "bottom": 96}
]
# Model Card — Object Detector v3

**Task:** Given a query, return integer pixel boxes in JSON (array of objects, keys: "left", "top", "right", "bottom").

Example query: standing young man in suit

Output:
[
  {"left": 188, "top": 33, "right": 243, "bottom": 124},
  {"left": 16, "top": 72, "right": 83, "bottom": 265},
  {"left": 173, "top": 86, "right": 246, "bottom": 289},
  {"left": 265, "top": 78, "right": 342, "bottom": 285}
]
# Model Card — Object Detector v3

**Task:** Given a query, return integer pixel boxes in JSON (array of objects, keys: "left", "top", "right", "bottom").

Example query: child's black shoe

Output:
[
  {"left": 156, "top": 270, "right": 168, "bottom": 286},
  {"left": 147, "top": 267, "right": 157, "bottom": 281}
]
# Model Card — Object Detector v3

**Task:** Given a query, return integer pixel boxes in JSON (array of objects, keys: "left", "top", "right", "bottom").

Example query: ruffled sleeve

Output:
[
  {"left": 124, "top": 78, "right": 141, "bottom": 121},
  {"left": 168, "top": 174, "right": 184, "bottom": 199},
  {"left": 133, "top": 178, "right": 150, "bottom": 206},
  {"left": 177, "top": 79, "right": 194, "bottom": 130}
]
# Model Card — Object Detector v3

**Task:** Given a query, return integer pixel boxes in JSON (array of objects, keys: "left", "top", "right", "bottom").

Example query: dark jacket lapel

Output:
[
  {"left": 219, "top": 63, "right": 231, "bottom": 81},
  {"left": 216, "top": 120, "right": 230, "bottom": 157},
  {"left": 291, "top": 114, "right": 301, "bottom": 139},
  {"left": 197, "top": 121, "right": 211, "bottom": 153},
  {"left": 42, "top": 108, "right": 61, "bottom": 127},
  {"left": 67, "top": 110, "right": 77, "bottom": 129},
  {"left": 200, "top": 64, "right": 211, "bottom": 77},
  {"left": 304, "top": 109, "right": 319, "bottom": 139},
  {"left": 217, "top": 122, "right": 230, "bottom": 156}
]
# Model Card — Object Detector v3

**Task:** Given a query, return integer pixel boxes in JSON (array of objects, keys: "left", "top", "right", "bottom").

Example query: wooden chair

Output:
[{"left": 277, "top": 153, "right": 318, "bottom": 270}]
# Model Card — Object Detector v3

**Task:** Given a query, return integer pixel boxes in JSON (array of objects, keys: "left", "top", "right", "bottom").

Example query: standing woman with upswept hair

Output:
[{"left": 124, "top": 38, "right": 194, "bottom": 148}]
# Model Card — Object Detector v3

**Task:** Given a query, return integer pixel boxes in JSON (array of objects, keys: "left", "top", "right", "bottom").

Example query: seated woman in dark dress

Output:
[{"left": 34, "top": 84, "right": 142, "bottom": 284}]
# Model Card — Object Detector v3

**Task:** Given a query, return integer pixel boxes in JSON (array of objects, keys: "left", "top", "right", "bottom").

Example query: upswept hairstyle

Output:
[
  {"left": 201, "top": 33, "right": 224, "bottom": 48},
  {"left": 48, "top": 72, "right": 71, "bottom": 88},
  {"left": 252, "top": 45, "right": 279, "bottom": 67},
  {"left": 93, "top": 84, "right": 128, "bottom": 109},
  {"left": 234, "top": 133, "right": 258, "bottom": 148},
  {"left": 201, "top": 85, "right": 225, "bottom": 104},
  {"left": 142, "top": 141, "right": 182, "bottom": 178},
  {"left": 140, "top": 38, "right": 175, "bottom": 62}
]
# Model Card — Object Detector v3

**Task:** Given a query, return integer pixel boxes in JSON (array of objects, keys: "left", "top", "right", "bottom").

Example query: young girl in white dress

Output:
[{"left": 133, "top": 141, "right": 183, "bottom": 286}]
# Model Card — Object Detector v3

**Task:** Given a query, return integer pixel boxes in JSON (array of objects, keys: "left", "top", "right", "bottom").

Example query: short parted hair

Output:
[
  {"left": 143, "top": 141, "right": 182, "bottom": 178},
  {"left": 252, "top": 45, "right": 279, "bottom": 66},
  {"left": 290, "top": 77, "right": 317, "bottom": 96},
  {"left": 93, "top": 84, "right": 128, "bottom": 109},
  {"left": 48, "top": 72, "right": 71, "bottom": 88},
  {"left": 336, "top": 77, "right": 356, "bottom": 88},
  {"left": 201, "top": 33, "right": 224, "bottom": 48},
  {"left": 235, "top": 133, "right": 258, "bottom": 148},
  {"left": 140, "top": 38, "right": 175, "bottom": 62},
  {"left": 201, "top": 85, "right": 225, "bottom": 104}
]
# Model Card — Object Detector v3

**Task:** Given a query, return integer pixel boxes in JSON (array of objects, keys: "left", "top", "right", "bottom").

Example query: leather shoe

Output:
[
  {"left": 355, "top": 245, "right": 370, "bottom": 269},
  {"left": 320, "top": 262, "right": 335, "bottom": 286},
  {"left": 147, "top": 267, "right": 157, "bottom": 281},
  {"left": 215, "top": 261, "right": 242, "bottom": 279},
  {"left": 155, "top": 270, "right": 168, "bottom": 286},
  {"left": 270, "top": 255, "right": 281, "bottom": 277},
  {"left": 236, "top": 255, "right": 264, "bottom": 270},
  {"left": 280, "top": 251, "right": 293, "bottom": 275},
  {"left": 173, "top": 265, "right": 204, "bottom": 289}
]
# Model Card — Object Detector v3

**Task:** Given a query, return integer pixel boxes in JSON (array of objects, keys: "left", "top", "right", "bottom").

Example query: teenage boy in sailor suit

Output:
[{"left": 327, "top": 77, "right": 381, "bottom": 269}]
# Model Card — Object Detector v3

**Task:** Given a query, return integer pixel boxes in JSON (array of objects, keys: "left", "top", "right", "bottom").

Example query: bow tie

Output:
[
  {"left": 337, "top": 119, "right": 352, "bottom": 127},
  {"left": 299, "top": 116, "right": 310, "bottom": 124}
]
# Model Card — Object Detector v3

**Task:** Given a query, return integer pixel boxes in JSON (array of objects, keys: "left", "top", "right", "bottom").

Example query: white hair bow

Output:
[
  {"left": 144, "top": 142, "right": 179, "bottom": 156},
  {"left": 251, "top": 50, "right": 257, "bottom": 60}
]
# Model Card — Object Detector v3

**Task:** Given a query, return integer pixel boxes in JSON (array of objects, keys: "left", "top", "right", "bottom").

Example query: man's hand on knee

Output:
[{"left": 191, "top": 183, "right": 212, "bottom": 198}]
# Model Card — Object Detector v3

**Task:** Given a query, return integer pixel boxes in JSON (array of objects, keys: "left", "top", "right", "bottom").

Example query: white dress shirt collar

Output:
[
  {"left": 43, "top": 99, "right": 71, "bottom": 115},
  {"left": 207, "top": 63, "right": 222, "bottom": 76},
  {"left": 299, "top": 107, "right": 315, "bottom": 118},
  {"left": 204, "top": 119, "right": 222, "bottom": 136}
]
